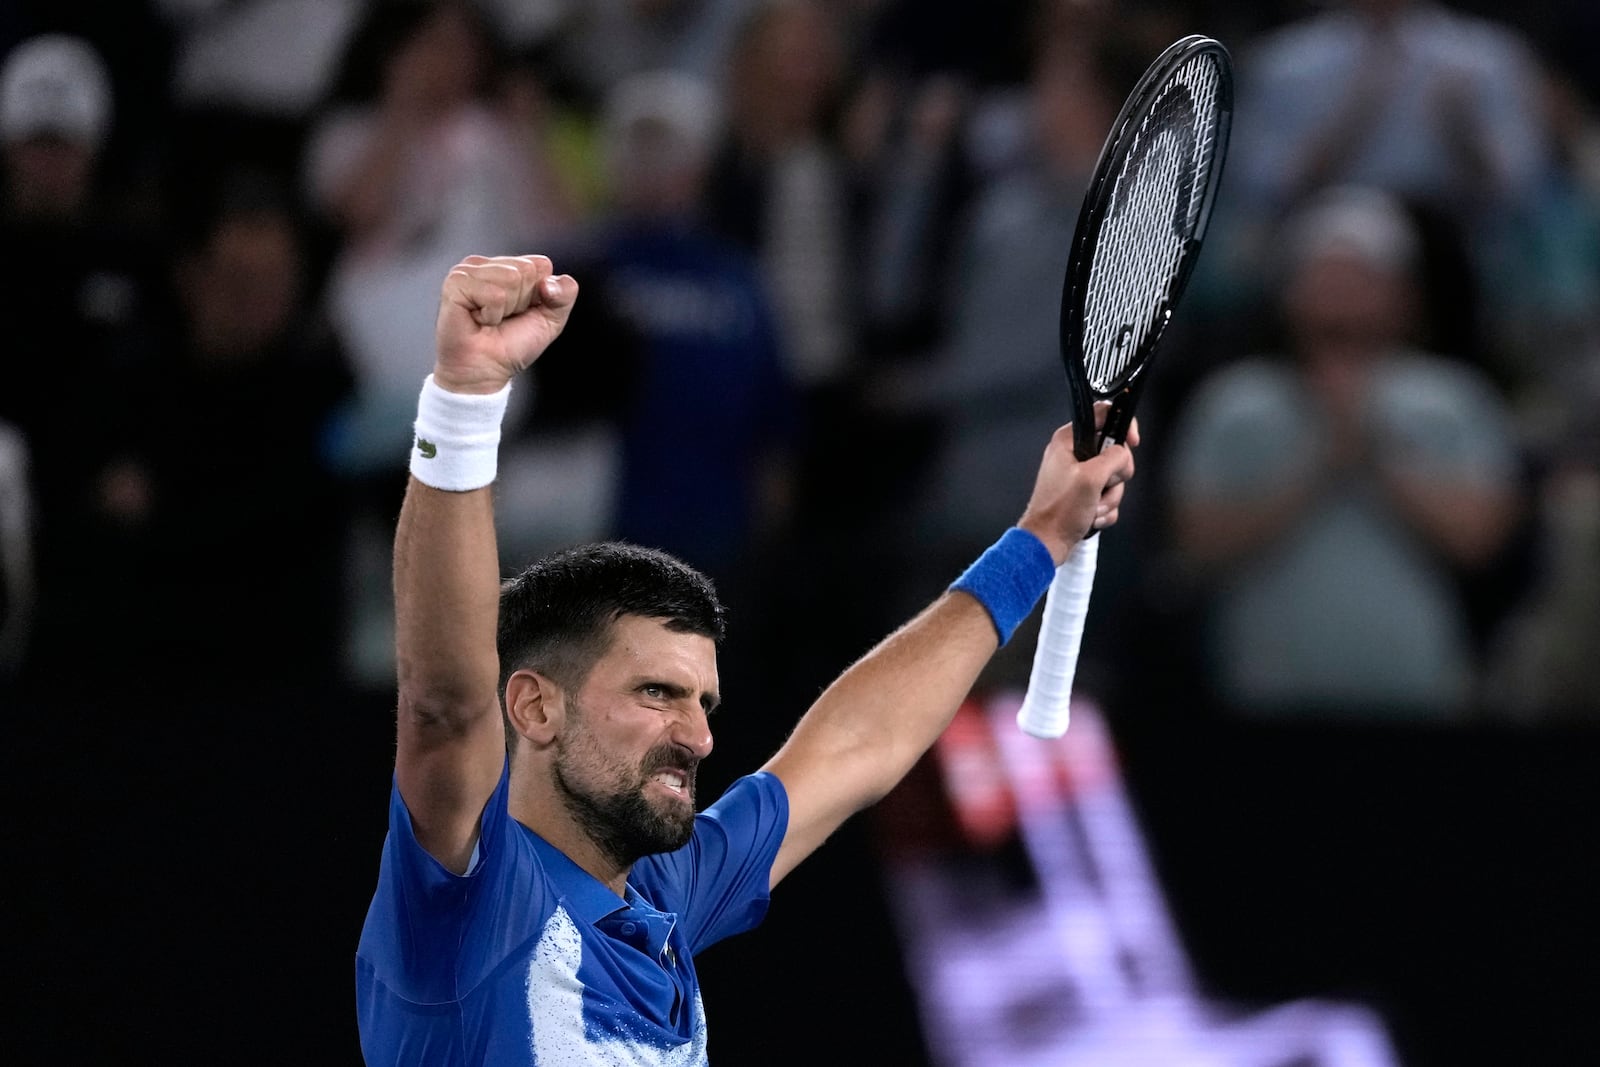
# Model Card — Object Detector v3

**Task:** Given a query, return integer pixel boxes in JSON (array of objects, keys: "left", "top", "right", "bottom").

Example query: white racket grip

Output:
[{"left": 1016, "top": 534, "right": 1099, "bottom": 738}]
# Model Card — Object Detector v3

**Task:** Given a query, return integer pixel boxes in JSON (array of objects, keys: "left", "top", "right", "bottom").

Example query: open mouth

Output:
[{"left": 650, "top": 769, "right": 691, "bottom": 800}]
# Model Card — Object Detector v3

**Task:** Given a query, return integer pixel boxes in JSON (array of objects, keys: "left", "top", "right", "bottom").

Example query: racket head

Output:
[{"left": 1059, "top": 34, "right": 1234, "bottom": 461}]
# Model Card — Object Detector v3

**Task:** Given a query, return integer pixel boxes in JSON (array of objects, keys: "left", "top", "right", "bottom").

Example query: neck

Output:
[{"left": 509, "top": 766, "right": 634, "bottom": 895}]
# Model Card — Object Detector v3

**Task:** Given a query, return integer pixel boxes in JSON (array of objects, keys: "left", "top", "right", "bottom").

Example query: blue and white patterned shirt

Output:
[{"left": 357, "top": 764, "right": 788, "bottom": 1065}]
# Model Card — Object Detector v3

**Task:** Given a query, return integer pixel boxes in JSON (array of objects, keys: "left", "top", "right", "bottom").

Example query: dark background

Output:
[
  {"left": 7, "top": 677, "right": 1598, "bottom": 1065},
  {"left": 4, "top": 0, "right": 1600, "bottom": 1063}
]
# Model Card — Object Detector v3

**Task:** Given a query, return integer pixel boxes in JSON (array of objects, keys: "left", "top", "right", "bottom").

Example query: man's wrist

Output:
[
  {"left": 431, "top": 366, "right": 514, "bottom": 396},
  {"left": 949, "top": 527, "right": 1058, "bottom": 646},
  {"left": 409, "top": 374, "right": 512, "bottom": 491},
  {"left": 1015, "top": 517, "right": 1071, "bottom": 566}
]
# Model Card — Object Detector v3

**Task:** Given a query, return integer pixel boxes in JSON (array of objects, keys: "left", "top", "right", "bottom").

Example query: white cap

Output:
[
  {"left": 1282, "top": 184, "right": 1421, "bottom": 277},
  {"left": 602, "top": 70, "right": 721, "bottom": 172},
  {"left": 0, "top": 34, "right": 113, "bottom": 147}
]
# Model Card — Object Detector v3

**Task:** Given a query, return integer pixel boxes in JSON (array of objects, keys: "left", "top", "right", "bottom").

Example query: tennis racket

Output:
[{"left": 1016, "top": 34, "right": 1233, "bottom": 739}]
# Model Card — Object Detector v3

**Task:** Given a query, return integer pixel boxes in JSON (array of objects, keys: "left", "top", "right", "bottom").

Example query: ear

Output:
[{"left": 505, "top": 668, "right": 565, "bottom": 746}]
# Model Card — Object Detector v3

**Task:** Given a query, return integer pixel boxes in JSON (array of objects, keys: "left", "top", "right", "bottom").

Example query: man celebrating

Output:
[{"left": 357, "top": 254, "right": 1136, "bottom": 1063}]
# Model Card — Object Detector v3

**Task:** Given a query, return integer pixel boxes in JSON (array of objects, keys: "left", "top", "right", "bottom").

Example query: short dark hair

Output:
[{"left": 497, "top": 541, "right": 725, "bottom": 708}]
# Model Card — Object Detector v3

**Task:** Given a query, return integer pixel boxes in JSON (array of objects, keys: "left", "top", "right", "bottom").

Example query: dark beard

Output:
[{"left": 553, "top": 743, "right": 697, "bottom": 867}]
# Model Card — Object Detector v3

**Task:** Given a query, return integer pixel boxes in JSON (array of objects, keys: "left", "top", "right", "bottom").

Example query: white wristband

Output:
[{"left": 409, "top": 374, "right": 512, "bottom": 491}]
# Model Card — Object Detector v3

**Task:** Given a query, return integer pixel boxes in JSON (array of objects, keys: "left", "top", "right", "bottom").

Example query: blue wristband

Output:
[{"left": 950, "top": 527, "right": 1058, "bottom": 646}]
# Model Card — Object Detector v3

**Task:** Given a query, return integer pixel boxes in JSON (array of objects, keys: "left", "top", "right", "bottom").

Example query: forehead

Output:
[{"left": 591, "top": 615, "right": 718, "bottom": 686}]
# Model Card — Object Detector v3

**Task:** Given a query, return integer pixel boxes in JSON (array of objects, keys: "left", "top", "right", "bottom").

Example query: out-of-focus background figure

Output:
[
  {"left": 0, "top": 416, "right": 30, "bottom": 681},
  {"left": 891, "top": 26, "right": 1131, "bottom": 684},
  {"left": 0, "top": 32, "right": 168, "bottom": 688},
  {"left": 1, "top": 33, "right": 112, "bottom": 223},
  {"left": 1165, "top": 186, "right": 1527, "bottom": 720},
  {"left": 1214, "top": 0, "right": 1550, "bottom": 365},
  {"left": 4, "top": 2, "right": 1600, "bottom": 1065},
  {"left": 139, "top": 171, "right": 355, "bottom": 686},
  {"left": 304, "top": 0, "right": 573, "bottom": 473}
]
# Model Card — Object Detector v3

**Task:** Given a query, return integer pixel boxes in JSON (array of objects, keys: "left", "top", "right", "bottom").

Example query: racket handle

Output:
[{"left": 1015, "top": 534, "right": 1099, "bottom": 738}]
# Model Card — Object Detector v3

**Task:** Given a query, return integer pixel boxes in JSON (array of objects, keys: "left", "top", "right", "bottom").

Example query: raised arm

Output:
[
  {"left": 393, "top": 255, "right": 577, "bottom": 874},
  {"left": 760, "top": 413, "right": 1137, "bottom": 887}
]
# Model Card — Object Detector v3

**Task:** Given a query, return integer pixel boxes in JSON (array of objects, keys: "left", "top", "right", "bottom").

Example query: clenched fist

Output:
[{"left": 434, "top": 254, "right": 579, "bottom": 395}]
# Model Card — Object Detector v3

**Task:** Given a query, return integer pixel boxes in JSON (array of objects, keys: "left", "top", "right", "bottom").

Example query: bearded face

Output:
[{"left": 551, "top": 697, "right": 700, "bottom": 867}]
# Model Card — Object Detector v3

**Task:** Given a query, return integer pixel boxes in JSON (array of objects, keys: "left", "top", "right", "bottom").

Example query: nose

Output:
[{"left": 671, "top": 706, "right": 714, "bottom": 762}]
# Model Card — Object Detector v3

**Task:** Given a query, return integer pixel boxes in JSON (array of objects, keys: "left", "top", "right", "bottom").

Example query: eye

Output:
[{"left": 641, "top": 684, "right": 666, "bottom": 700}]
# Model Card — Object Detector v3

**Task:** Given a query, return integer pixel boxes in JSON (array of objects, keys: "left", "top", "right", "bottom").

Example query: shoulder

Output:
[
  {"left": 1374, "top": 350, "right": 1517, "bottom": 446},
  {"left": 1167, "top": 357, "right": 1312, "bottom": 483},
  {"left": 1246, "top": 12, "right": 1360, "bottom": 79},
  {"left": 1408, "top": 5, "right": 1539, "bottom": 70},
  {"left": 699, "top": 770, "right": 789, "bottom": 830},
  {"left": 633, "top": 773, "right": 788, "bottom": 950},
  {"left": 1184, "top": 357, "right": 1305, "bottom": 419},
  {"left": 1379, "top": 350, "right": 1509, "bottom": 410},
  {"left": 359, "top": 768, "right": 553, "bottom": 997},
  {"left": 633, "top": 772, "right": 788, "bottom": 889}
]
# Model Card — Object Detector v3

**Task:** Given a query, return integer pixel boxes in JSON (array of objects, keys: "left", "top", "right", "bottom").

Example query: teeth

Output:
[{"left": 654, "top": 771, "right": 685, "bottom": 791}]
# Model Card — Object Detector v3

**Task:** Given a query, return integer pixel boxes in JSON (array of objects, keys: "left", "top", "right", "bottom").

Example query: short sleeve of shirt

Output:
[{"left": 358, "top": 764, "right": 540, "bottom": 1005}]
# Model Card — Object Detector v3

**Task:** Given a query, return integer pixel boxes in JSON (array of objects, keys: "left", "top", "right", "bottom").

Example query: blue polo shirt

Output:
[{"left": 356, "top": 764, "right": 788, "bottom": 1065}]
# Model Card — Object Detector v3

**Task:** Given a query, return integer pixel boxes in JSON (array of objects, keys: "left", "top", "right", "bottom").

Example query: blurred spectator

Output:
[
  {"left": 843, "top": 0, "right": 1054, "bottom": 356},
  {"left": 1482, "top": 66, "right": 1600, "bottom": 717},
  {"left": 499, "top": 39, "right": 605, "bottom": 228},
  {"left": 162, "top": 0, "right": 365, "bottom": 122},
  {"left": 847, "top": 70, "right": 972, "bottom": 359},
  {"left": 0, "top": 33, "right": 169, "bottom": 689},
  {"left": 139, "top": 172, "right": 355, "bottom": 685},
  {"left": 524, "top": 65, "right": 800, "bottom": 769},
  {"left": 0, "top": 421, "right": 30, "bottom": 681},
  {"left": 304, "top": 0, "right": 572, "bottom": 476},
  {"left": 2, "top": 32, "right": 112, "bottom": 223},
  {"left": 0, "top": 3, "right": 177, "bottom": 225},
  {"left": 1164, "top": 186, "right": 1528, "bottom": 720},
  {"left": 1484, "top": 426, "right": 1600, "bottom": 720},
  {"left": 836, "top": 4, "right": 1137, "bottom": 541},
  {"left": 561, "top": 69, "right": 797, "bottom": 591},
  {"left": 891, "top": 35, "right": 1122, "bottom": 629},
  {"left": 158, "top": 0, "right": 367, "bottom": 205},
  {"left": 1218, "top": 0, "right": 1552, "bottom": 363},
  {"left": 1234, "top": 0, "right": 1548, "bottom": 226},
  {"left": 1491, "top": 58, "right": 1600, "bottom": 401},
  {"left": 1537, "top": 2, "right": 1600, "bottom": 111},
  {"left": 705, "top": 0, "right": 854, "bottom": 393},
  {"left": 553, "top": 0, "right": 753, "bottom": 104}
]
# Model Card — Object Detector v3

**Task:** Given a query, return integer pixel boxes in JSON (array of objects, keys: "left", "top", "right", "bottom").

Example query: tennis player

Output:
[{"left": 357, "top": 254, "right": 1137, "bottom": 1064}]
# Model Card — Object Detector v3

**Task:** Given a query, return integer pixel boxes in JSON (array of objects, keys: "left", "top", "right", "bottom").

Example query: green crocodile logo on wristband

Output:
[{"left": 417, "top": 437, "right": 438, "bottom": 459}]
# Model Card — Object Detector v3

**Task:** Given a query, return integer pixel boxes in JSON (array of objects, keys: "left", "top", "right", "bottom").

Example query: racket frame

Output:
[{"left": 1059, "top": 33, "right": 1234, "bottom": 463}]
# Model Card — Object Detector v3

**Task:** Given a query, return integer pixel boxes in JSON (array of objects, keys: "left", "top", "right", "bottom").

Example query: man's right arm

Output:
[{"left": 392, "top": 255, "right": 577, "bottom": 874}]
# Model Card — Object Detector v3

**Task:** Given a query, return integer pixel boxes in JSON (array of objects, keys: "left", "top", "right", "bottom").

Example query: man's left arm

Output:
[{"left": 760, "top": 415, "right": 1136, "bottom": 888}]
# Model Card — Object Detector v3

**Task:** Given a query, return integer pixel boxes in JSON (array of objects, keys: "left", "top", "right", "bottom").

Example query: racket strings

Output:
[{"left": 1082, "top": 53, "right": 1224, "bottom": 393}]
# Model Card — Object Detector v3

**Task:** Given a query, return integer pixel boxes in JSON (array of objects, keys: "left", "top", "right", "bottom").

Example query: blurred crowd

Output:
[{"left": 1, "top": 0, "right": 1597, "bottom": 728}]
